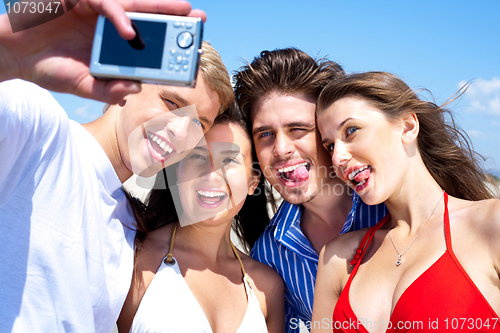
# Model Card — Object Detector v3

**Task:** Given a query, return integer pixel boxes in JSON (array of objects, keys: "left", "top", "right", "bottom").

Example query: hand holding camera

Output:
[
  {"left": 0, "top": 0, "right": 206, "bottom": 103},
  {"left": 90, "top": 12, "right": 203, "bottom": 88}
]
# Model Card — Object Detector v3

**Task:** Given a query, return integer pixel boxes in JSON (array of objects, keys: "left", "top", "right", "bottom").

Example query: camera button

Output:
[
  {"left": 186, "top": 23, "right": 193, "bottom": 29},
  {"left": 174, "top": 65, "right": 181, "bottom": 71},
  {"left": 174, "top": 21, "right": 181, "bottom": 28},
  {"left": 182, "top": 58, "right": 189, "bottom": 65},
  {"left": 176, "top": 56, "right": 183, "bottom": 64},
  {"left": 168, "top": 63, "right": 174, "bottom": 70},
  {"left": 182, "top": 65, "right": 189, "bottom": 72},
  {"left": 169, "top": 49, "right": 176, "bottom": 56},
  {"left": 177, "top": 31, "right": 193, "bottom": 49}
]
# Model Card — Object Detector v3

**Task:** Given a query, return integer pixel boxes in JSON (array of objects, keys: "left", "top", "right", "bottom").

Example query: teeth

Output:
[
  {"left": 278, "top": 162, "right": 308, "bottom": 173},
  {"left": 348, "top": 166, "right": 369, "bottom": 181},
  {"left": 148, "top": 133, "right": 174, "bottom": 155},
  {"left": 197, "top": 190, "right": 226, "bottom": 198}
]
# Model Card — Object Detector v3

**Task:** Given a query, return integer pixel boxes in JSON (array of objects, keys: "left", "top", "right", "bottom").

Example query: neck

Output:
[
  {"left": 174, "top": 220, "right": 235, "bottom": 262},
  {"left": 82, "top": 110, "right": 132, "bottom": 183},
  {"left": 298, "top": 176, "right": 353, "bottom": 253},
  {"left": 385, "top": 162, "right": 445, "bottom": 232},
  {"left": 301, "top": 176, "right": 352, "bottom": 228}
]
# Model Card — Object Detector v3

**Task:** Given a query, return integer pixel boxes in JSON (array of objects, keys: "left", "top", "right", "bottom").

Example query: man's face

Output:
[
  {"left": 251, "top": 92, "right": 335, "bottom": 205},
  {"left": 117, "top": 73, "right": 221, "bottom": 178}
]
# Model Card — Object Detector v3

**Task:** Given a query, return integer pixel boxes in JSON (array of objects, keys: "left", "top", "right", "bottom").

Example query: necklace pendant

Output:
[{"left": 396, "top": 254, "right": 403, "bottom": 266}]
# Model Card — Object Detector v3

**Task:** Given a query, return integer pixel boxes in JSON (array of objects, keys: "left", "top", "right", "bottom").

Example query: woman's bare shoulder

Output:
[
  {"left": 237, "top": 251, "right": 285, "bottom": 325},
  {"left": 238, "top": 252, "right": 283, "bottom": 291},
  {"left": 322, "top": 227, "right": 369, "bottom": 264},
  {"left": 451, "top": 197, "right": 500, "bottom": 230}
]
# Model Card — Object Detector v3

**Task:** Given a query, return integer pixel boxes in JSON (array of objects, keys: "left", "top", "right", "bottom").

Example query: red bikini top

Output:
[{"left": 332, "top": 192, "right": 500, "bottom": 332}]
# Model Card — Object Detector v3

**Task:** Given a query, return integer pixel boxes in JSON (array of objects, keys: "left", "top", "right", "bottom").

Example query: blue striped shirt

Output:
[{"left": 250, "top": 193, "right": 387, "bottom": 332}]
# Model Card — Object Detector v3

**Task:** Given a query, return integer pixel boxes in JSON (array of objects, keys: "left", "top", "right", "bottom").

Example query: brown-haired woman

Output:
[
  {"left": 311, "top": 71, "right": 499, "bottom": 333},
  {"left": 117, "top": 104, "right": 284, "bottom": 332}
]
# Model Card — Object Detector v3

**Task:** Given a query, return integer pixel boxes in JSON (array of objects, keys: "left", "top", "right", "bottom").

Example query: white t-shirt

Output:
[{"left": 0, "top": 80, "right": 136, "bottom": 332}]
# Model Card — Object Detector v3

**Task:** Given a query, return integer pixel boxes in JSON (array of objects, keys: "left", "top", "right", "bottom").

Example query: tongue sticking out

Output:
[
  {"left": 353, "top": 167, "right": 371, "bottom": 183},
  {"left": 283, "top": 165, "right": 309, "bottom": 182}
]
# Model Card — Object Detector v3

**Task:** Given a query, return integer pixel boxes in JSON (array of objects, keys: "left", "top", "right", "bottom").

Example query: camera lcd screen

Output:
[{"left": 99, "top": 19, "right": 167, "bottom": 69}]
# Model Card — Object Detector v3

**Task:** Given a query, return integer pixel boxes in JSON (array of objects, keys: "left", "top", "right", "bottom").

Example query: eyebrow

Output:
[
  {"left": 252, "top": 125, "right": 272, "bottom": 137},
  {"left": 321, "top": 118, "right": 354, "bottom": 145},
  {"left": 163, "top": 90, "right": 189, "bottom": 107},
  {"left": 338, "top": 117, "right": 354, "bottom": 130},
  {"left": 252, "top": 121, "right": 316, "bottom": 136},
  {"left": 286, "top": 121, "right": 316, "bottom": 129},
  {"left": 200, "top": 116, "right": 213, "bottom": 129},
  {"left": 159, "top": 90, "right": 214, "bottom": 128},
  {"left": 220, "top": 149, "right": 241, "bottom": 155},
  {"left": 193, "top": 146, "right": 209, "bottom": 152}
]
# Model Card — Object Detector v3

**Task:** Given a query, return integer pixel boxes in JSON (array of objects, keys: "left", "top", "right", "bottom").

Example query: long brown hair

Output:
[{"left": 317, "top": 71, "right": 494, "bottom": 200}]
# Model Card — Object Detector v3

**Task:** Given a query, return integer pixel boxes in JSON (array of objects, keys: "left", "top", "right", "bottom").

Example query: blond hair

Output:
[
  {"left": 199, "top": 41, "right": 234, "bottom": 115},
  {"left": 103, "top": 41, "right": 233, "bottom": 114}
]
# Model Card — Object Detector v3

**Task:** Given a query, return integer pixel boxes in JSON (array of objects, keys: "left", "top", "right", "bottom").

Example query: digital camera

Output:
[{"left": 90, "top": 12, "right": 203, "bottom": 87}]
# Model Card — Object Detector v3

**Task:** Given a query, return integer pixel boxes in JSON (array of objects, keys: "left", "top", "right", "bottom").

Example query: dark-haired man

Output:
[{"left": 234, "top": 48, "right": 387, "bottom": 332}]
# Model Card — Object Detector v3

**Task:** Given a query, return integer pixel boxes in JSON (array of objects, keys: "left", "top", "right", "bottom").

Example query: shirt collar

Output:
[
  {"left": 271, "top": 193, "right": 362, "bottom": 262},
  {"left": 340, "top": 192, "right": 361, "bottom": 234}
]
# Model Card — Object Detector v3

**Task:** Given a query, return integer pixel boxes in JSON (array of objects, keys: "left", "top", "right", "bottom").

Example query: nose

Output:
[
  {"left": 200, "top": 160, "right": 225, "bottom": 183},
  {"left": 273, "top": 132, "right": 294, "bottom": 157},
  {"left": 166, "top": 115, "right": 190, "bottom": 141},
  {"left": 331, "top": 141, "right": 351, "bottom": 169}
]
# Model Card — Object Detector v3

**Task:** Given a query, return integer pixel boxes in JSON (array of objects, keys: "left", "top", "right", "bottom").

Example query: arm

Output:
[
  {"left": 265, "top": 273, "right": 285, "bottom": 333},
  {"left": 246, "top": 251, "right": 285, "bottom": 333},
  {"left": 0, "top": 0, "right": 206, "bottom": 103},
  {"left": 311, "top": 245, "right": 345, "bottom": 333},
  {"left": 0, "top": 80, "right": 68, "bottom": 204},
  {"left": 484, "top": 199, "right": 500, "bottom": 278}
]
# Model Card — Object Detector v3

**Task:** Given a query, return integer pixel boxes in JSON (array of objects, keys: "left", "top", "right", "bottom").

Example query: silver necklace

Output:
[{"left": 387, "top": 192, "right": 444, "bottom": 267}]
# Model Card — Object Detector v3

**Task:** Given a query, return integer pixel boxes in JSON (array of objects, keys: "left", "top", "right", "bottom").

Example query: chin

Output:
[
  {"left": 356, "top": 191, "right": 384, "bottom": 207},
  {"left": 132, "top": 163, "right": 161, "bottom": 178},
  {"left": 179, "top": 209, "right": 231, "bottom": 227},
  {"left": 281, "top": 189, "right": 318, "bottom": 205}
]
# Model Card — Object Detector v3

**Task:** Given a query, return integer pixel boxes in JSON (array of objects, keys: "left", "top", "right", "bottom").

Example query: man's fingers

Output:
[
  {"left": 120, "top": 0, "right": 193, "bottom": 16},
  {"left": 88, "top": 0, "right": 135, "bottom": 40},
  {"left": 87, "top": 0, "right": 204, "bottom": 40}
]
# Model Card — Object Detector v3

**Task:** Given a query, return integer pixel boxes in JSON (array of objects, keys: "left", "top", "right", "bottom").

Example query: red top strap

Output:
[{"left": 349, "top": 214, "right": 390, "bottom": 267}]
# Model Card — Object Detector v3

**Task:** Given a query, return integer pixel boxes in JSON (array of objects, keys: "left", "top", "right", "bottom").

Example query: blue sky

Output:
[{"left": 2, "top": 1, "right": 500, "bottom": 173}]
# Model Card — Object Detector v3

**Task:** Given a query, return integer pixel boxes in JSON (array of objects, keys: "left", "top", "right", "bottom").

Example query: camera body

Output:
[{"left": 90, "top": 12, "right": 203, "bottom": 87}]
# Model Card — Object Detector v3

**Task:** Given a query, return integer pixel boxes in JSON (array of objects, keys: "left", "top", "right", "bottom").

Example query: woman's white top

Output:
[{"left": 129, "top": 254, "right": 268, "bottom": 333}]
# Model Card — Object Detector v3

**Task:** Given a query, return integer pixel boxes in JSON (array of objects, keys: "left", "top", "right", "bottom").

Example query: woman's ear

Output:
[
  {"left": 401, "top": 113, "right": 419, "bottom": 145},
  {"left": 247, "top": 174, "right": 260, "bottom": 196}
]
